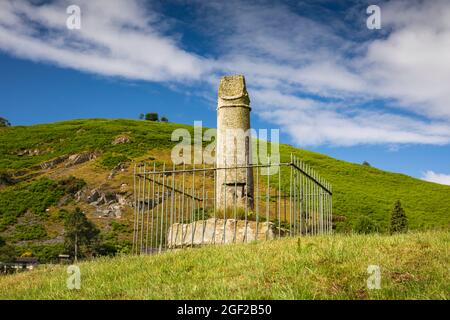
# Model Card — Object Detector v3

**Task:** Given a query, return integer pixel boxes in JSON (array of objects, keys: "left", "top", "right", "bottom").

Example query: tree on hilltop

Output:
[
  {"left": 145, "top": 113, "right": 159, "bottom": 121},
  {"left": 0, "top": 117, "right": 11, "bottom": 127}
]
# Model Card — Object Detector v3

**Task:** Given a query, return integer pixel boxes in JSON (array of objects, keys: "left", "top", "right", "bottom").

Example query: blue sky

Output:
[{"left": 0, "top": 0, "right": 450, "bottom": 184}]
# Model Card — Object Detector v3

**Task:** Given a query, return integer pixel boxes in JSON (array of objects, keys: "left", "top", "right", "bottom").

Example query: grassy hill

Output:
[
  {"left": 0, "top": 231, "right": 448, "bottom": 299},
  {"left": 0, "top": 118, "right": 449, "bottom": 260}
]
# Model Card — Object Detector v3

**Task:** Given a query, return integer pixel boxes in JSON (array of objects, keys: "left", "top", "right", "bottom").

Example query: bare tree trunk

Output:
[{"left": 74, "top": 233, "right": 78, "bottom": 263}]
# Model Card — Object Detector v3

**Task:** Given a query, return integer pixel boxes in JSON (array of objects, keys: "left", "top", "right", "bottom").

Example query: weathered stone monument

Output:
[
  {"left": 133, "top": 75, "right": 333, "bottom": 253},
  {"left": 216, "top": 75, "right": 254, "bottom": 212}
]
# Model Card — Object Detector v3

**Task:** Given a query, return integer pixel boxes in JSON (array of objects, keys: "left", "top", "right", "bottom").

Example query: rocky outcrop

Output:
[
  {"left": 65, "top": 152, "right": 99, "bottom": 167},
  {"left": 112, "top": 134, "right": 131, "bottom": 145},
  {"left": 39, "top": 155, "right": 69, "bottom": 170},
  {"left": 89, "top": 189, "right": 116, "bottom": 206},
  {"left": 17, "top": 149, "right": 47, "bottom": 157},
  {"left": 33, "top": 151, "right": 98, "bottom": 171},
  {"left": 119, "top": 183, "right": 129, "bottom": 193},
  {"left": 76, "top": 186, "right": 133, "bottom": 218},
  {"left": 167, "top": 218, "right": 287, "bottom": 248},
  {"left": 108, "top": 162, "right": 128, "bottom": 180}
]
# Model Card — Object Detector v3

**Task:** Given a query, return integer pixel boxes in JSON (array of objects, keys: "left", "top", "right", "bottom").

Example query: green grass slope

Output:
[
  {"left": 0, "top": 231, "right": 448, "bottom": 299},
  {"left": 0, "top": 118, "right": 449, "bottom": 231}
]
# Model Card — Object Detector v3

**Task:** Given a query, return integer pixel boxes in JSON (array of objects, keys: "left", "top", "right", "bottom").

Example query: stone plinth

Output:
[{"left": 167, "top": 218, "right": 286, "bottom": 248}]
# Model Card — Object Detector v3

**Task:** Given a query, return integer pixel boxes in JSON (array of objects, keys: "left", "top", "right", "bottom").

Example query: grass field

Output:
[
  {"left": 0, "top": 231, "right": 448, "bottom": 300},
  {"left": 1, "top": 119, "right": 449, "bottom": 235}
]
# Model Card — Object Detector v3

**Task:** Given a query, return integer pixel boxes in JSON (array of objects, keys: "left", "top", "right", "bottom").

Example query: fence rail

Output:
[{"left": 132, "top": 154, "right": 332, "bottom": 255}]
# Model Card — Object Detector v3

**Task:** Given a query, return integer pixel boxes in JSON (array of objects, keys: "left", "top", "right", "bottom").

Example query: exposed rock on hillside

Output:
[
  {"left": 112, "top": 134, "right": 131, "bottom": 145},
  {"left": 17, "top": 149, "right": 45, "bottom": 157},
  {"left": 65, "top": 152, "right": 99, "bottom": 167},
  {"left": 108, "top": 162, "right": 128, "bottom": 180},
  {"left": 32, "top": 151, "right": 98, "bottom": 171},
  {"left": 76, "top": 186, "right": 133, "bottom": 218},
  {"left": 119, "top": 183, "right": 129, "bottom": 193},
  {"left": 39, "top": 155, "right": 69, "bottom": 170}
]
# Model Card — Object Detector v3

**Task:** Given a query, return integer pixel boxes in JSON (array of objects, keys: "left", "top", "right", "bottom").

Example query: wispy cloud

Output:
[
  {"left": 422, "top": 171, "right": 450, "bottom": 185},
  {"left": 0, "top": 0, "right": 210, "bottom": 81},
  {"left": 200, "top": 0, "right": 450, "bottom": 146},
  {"left": 364, "top": 0, "right": 450, "bottom": 120},
  {"left": 1, "top": 0, "right": 450, "bottom": 147}
]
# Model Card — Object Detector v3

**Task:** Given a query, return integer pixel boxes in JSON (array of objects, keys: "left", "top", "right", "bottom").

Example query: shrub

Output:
[
  {"left": 0, "top": 177, "right": 86, "bottom": 229},
  {"left": 13, "top": 224, "right": 47, "bottom": 241},
  {"left": 110, "top": 221, "right": 130, "bottom": 233},
  {"left": 390, "top": 200, "right": 408, "bottom": 233},
  {"left": 64, "top": 208, "right": 100, "bottom": 261},
  {"left": 100, "top": 154, "right": 130, "bottom": 169},
  {"left": 236, "top": 209, "right": 256, "bottom": 221},
  {"left": 354, "top": 215, "right": 379, "bottom": 234},
  {"left": 20, "top": 251, "right": 33, "bottom": 257},
  {"left": 145, "top": 113, "right": 158, "bottom": 121},
  {"left": 58, "top": 176, "right": 86, "bottom": 195},
  {"left": 160, "top": 116, "right": 169, "bottom": 123},
  {"left": 0, "top": 171, "right": 14, "bottom": 186},
  {"left": 0, "top": 244, "right": 16, "bottom": 263},
  {"left": 96, "top": 239, "right": 132, "bottom": 257},
  {"left": 14, "top": 244, "right": 65, "bottom": 263},
  {"left": 57, "top": 209, "right": 69, "bottom": 221},
  {"left": 0, "top": 117, "right": 11, "bottom": 127}
]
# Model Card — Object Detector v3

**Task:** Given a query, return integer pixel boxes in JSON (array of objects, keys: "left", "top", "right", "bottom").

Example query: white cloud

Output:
[
  {"left": 0, "top": 0, "right": 209, "bottom": 82},
  {"left": 252, "top": 89, "right": 450, "bottom": 146},
  {"left": 363, "top": 0, "right": 450, "bottom": 119},
  {"left": 1, "top": 0, "right": 450, "bottom": 147},
  {"left": 205, "top": 0, "right": 450, "bottom": 146},
  {"left": 422, "top": 171, "right": 450, "bottom": 185}
]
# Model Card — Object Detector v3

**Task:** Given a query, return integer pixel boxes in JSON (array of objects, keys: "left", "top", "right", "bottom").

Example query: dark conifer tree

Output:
[{"left": 390, "top": 200, "right": 408, "bottom": 233}]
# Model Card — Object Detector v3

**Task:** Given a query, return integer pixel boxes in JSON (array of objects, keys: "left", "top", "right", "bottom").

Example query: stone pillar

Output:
[{"left": 216, "top": 75, "right": 254, "bottom": 212}]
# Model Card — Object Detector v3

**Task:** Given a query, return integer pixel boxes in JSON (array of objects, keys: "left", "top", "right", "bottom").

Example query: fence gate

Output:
[{"left": 132, "top": 154, "right": 332, "bottom": 255}]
